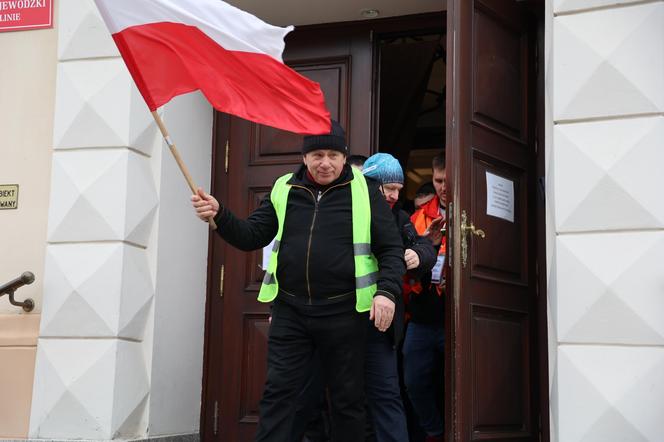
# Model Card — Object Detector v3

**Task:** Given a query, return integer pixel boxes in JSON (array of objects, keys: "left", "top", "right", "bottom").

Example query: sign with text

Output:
[
  {"left": 486, "top": 171, "right": 514, "bottom": 223},
  {"left": 0, "top": 0, "right": 53, "bottom": 33},
  {"left": 0, "top": 184, "right": 19, "bottom": 209}
]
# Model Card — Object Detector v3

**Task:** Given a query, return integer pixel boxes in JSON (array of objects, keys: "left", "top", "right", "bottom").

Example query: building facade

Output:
[{"left": 0, "top": 0, "right": 662, "bottom": 440}]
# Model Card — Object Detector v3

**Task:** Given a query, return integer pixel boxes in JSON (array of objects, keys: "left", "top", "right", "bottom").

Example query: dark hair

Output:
[
  {"left": 432, "top": 151, "right": 446, "bottom": 171},
  {"left": 347, "top": 154, "right": 368, "bottom": 167},
  {"left": 415, "top": 182, "right": 435, "bottom": 197}
]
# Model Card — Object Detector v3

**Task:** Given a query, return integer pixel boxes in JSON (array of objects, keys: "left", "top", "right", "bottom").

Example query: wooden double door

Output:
[{"left": 201, "top": 3, "right": 546, "bottom": 441}]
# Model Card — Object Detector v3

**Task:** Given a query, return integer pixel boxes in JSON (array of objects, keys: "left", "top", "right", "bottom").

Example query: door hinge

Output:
[
  {"left": 535, "top": 261, "right": 540, "bottom": 297},
  {"left": 219, "top": 265, "right": 225, "bottom": 298},
  {"left": 538, "top": 413, "right": 543, "bottom": 441},
  {"left": 213, "top": 399, "right": 220, "bottom": 435},
  {"left": 534, "top": 38, "right": 540, "bottom": 75},
  {"left": 224, "top": 140, "right": 230, "bottom": 173}
]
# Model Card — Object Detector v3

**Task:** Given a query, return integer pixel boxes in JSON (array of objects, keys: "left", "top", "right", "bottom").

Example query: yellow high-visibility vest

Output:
[{"left": 258, "top": 167, "right": 378, "bottom": 312}]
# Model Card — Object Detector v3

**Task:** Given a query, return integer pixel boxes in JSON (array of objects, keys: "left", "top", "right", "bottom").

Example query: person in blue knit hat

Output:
[
  {"left": 363, "top": 153, "right": 404, "bottom": 182},
  {"left": 362, "top": 153, "right": 405, "bottom": 208},
  {"left": 360, "top": 152, "right": 437, "bottom": 442}
]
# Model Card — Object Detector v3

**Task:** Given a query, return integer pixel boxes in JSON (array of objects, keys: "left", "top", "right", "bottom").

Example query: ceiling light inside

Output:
[{"left": 360, "top": 9, "right": 380, "bottom": 19}]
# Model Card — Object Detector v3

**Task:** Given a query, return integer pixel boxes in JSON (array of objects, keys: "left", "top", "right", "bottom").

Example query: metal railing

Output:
[{"left": 0, "top": 271, "right": 35, "bottom": 312}]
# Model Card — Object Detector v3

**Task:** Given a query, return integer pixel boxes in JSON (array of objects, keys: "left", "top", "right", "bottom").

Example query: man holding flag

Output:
[
  {"left": 192, "top": 122, "right": 405, "bottom": 441},
  {"left": 94, "top": 1, "right": 404, "bottom": 439}
]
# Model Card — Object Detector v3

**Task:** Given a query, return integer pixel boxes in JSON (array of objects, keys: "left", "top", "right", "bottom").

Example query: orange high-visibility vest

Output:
[{"left": 404, "top": 197, "right": 446, "bottom": 299}]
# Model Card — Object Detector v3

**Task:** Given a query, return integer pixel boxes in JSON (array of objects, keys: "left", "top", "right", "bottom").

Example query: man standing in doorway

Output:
[
  {"left": 403, "top": 151, "right": 447, "bottom": 442},
  {"left": 191, "top": 120, "right": 405, "bottom": 442}
]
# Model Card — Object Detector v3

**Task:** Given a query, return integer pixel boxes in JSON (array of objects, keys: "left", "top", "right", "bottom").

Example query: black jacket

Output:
[
  {"left": 408, "top": 260, "right": 445, "bottom": 325},
  {"left": 391, "top": 204, "right": 437, "bottom": 344},
  {"left": 214, "top": 164, "right": 405, "bottom": 314},
  {"left": 407, "top": 218, "right": 445, "bottom": 325},
  {"left": 392, "top": 205, "right": 437, "bottom": 279}
]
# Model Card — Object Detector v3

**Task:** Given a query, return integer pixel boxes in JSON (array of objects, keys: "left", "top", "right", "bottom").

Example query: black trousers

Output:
[
  {"left": 255, "top": 300, "right": 368, "bottom": 442},
  {"left": 291, "top": 322, "right": 410, "bottom": 442}
]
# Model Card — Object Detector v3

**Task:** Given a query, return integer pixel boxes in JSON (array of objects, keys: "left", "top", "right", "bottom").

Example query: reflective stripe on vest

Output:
[{"left": 257, "top": 167, "right": 378, "bottom": 312}]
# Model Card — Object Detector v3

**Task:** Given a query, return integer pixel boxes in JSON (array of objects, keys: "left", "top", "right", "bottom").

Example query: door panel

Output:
[
  {"left": 471, "top": 157, "right": 526, "bottom": 285},
  {"left": 473, "top": 6, "right": 527, "bottom": 140},
  {"left": 447, "top": 1, "right": 538, "bottom": 441},
  {"left": 238, "top": 314, "right": 269, "bottom": 424},
  {"left": 249, "top": 58, "right": 350, "bottom": 166},
  {"left": 472, "top": 306, "right": 529, "bottom": 433}
]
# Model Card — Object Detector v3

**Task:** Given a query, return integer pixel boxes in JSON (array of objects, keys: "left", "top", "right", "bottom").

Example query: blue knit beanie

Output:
[{"left": 362, "top": 153, "right": 404, "bottom": 185}]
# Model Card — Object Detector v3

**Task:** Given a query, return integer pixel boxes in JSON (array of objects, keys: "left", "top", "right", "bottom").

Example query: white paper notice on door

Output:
[{"left": 486, "top": 171, "right": 515, "bottom": 222}]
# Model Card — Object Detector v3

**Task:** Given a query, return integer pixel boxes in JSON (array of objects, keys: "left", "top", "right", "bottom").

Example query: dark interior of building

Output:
[{"left": 377, "top": 31, "right": 446, "bottom": 209}]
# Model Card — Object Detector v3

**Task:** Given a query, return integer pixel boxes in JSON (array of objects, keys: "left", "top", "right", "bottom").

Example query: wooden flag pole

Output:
[{"left": 151, "top": 111, "right": 218, "bottom": 230}]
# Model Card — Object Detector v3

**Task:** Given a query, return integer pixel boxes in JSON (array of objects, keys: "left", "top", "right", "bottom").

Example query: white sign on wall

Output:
[
  {"left": 0, "top": 184, "right": 19, "bottom": 209},
  {"left": 486, "top": 172, "right": 514, "bottom": 222}
]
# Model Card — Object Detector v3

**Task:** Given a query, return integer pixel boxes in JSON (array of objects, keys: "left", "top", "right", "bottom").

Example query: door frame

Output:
[
  {"left": 199, "top": 7, "right": 549, "bottom": 441},
  {"left": 534, "top": 11, "right": 550, "bottom": 442}
]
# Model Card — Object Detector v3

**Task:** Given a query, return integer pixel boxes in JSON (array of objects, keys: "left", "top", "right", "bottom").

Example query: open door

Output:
[{"left": 446, "top": 1, "right": 541, "bottom": 441}]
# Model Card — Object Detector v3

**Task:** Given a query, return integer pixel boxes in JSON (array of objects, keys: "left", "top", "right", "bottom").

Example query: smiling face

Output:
[
  {"left": 303, "top": 149, "right": 346, "bottom": 185},
  {"left": 379, "top": 182, "right": 403, "bottom": 207},
  {"left": 432, "top": 166, "right": 447, "bottom": 207}
]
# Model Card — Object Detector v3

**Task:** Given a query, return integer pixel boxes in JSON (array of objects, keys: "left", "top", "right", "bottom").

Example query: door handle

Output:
[
  {"left": 462, "top": 223, "right": 485, "bottom": 239},
  {"left": 460, "top": 210, "right": 485, "bottom": 268}
]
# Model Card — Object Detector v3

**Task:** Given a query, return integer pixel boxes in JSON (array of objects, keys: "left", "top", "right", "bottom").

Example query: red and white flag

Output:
[{"left": 94, "top": 0, "right": 330, "bottom": 134}]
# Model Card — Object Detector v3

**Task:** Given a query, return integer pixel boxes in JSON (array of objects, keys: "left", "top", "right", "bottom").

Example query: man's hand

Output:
[
  {"left": 370, "top": 294, "right": 395, "bottom": 332},
  {"left": 405, "top": 249, "right": 420, "bottom": 270},
  {"left": 423, "top": 216, "right": 445, "bottom": 246},
  {"left": 191, "top": 187, "right": 220, "bottom": 221}
]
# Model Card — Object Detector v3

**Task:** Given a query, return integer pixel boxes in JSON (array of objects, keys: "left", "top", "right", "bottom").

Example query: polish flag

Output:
[{"left": 94, "top": 0, "right": 331, "bottom": 134}]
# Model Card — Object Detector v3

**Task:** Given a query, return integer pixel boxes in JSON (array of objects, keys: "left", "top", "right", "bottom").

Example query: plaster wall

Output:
[
  {"left": 0, "top": 1, "right": 58, "bottom": 437},
  {"left": 547, "top": 1, "right": 664, "bottom": 441},
  {"left": 148, "top": 93, "right": 212, "bottom": 436}
]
